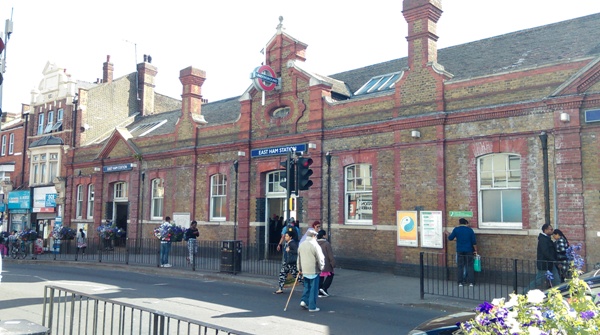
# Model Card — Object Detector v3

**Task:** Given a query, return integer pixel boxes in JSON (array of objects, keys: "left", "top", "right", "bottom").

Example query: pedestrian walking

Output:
[
  {"left": 160, "top": 216, "right": 173, "bottom": 268},
  {"left": 274, "top": 230, "right": 299, "bottom": 294},
  {"left": 277, "top": 218, "right": 300, "bottom": 252},
  {"left": 526, "top": 223, "right": 561, "bottom": 292},
  {"left": 76, "top": 228, "right": 87, "bottom": 255},
  {"left": 552, "top": 228, "right": 569, "bottom": 282},
  {"left": 185, "top": 221, "right": 200, "bottom": 265},
  {"left": 297, "top": 229, "right": 324, "bottom": 312},
  {"left": 316, "top": 229, "right": 335, "bottom": 297},
  {"left": 299, "top": 221, "right": 321, "bottom": 245},
  {"left": 447, "top": 218, "right": 478, "bottom": 287}
]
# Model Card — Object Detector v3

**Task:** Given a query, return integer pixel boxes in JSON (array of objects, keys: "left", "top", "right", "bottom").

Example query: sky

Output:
[{"left": 0, "top": 0, "right": 599, "bottom": 115}]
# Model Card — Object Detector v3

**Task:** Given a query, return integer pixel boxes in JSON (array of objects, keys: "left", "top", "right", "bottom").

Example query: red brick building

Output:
[{"left": 8, "top": 0, "right": 600, "bottom": 270}]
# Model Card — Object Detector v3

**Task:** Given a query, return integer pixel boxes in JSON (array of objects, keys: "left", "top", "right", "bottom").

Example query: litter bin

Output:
[
  {"left": 0, "top": 319, "right": 49, "bottom": 334},
  {"left": 220, "top": 240, "right": 242, "bottom": 273}
]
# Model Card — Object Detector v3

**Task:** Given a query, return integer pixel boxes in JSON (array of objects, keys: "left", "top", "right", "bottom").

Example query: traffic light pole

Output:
[{"left": 285, "top": 151, "right": 292, "bottom": 224}]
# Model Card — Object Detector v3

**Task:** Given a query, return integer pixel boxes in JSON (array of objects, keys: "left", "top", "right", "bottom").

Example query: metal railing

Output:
[
  {"left": 43, "top": 285, "right": 252, "bottom": 335},
  {"left": 24, "top": 238, "right": 283, "bottom": 277},
  {"left": 419, "top": 251, "right": 564, "bottom": 302}
]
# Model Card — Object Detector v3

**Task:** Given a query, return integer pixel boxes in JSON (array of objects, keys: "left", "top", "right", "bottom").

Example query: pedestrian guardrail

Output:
[
  {"left": 419, "top": 251, "right": 565, "bottom": 302},
  {"left": 43, "top": 285, "right": 252, "bottom": 335},
  {"left": 19, "top": 238, "right": 282, "bottom": 277}
]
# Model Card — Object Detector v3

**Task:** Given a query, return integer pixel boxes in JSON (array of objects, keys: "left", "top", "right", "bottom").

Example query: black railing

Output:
[
  {"left": 420, "top": 251, "right": 565, "bottom": 302},
  {"left": 26, "top": 238, "right": 283, "bottom": 277},
  {"left": 43, "top": 285, "right": 252, "bottom": 335}
]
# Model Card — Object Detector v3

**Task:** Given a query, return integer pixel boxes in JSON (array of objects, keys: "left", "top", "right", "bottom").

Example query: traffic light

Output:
[
  {"left": 279, "top": 159, "right": 295, "bottom": 191},
  {"left": 296, "top": 157, "right": 313, "bottom": 190}
]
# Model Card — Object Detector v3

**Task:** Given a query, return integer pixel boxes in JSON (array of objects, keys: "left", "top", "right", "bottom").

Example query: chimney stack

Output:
[
  {"left": 179, "top": 66, "right": 207, "bottom": 124},
  {"left": 103, "top": 55, "right": 114, "bottom": 83},
  {"left": 402, "top": 0, "right": 442, "bottom": 69},
  {"left": 137, "top": 61, "right": 157, "bottom": 116}
]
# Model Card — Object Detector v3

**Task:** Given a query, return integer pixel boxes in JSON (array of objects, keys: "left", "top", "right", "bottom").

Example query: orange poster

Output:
[{"left": 397, "top": 211, "right": 418, "bottom": 247}]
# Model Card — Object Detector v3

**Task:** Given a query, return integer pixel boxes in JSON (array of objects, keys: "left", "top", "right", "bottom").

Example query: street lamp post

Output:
[{"left": 233, "top": 160, "right": 239, "bottom": 240}]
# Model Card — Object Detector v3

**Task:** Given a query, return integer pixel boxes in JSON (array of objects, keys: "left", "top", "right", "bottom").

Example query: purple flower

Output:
[
  {"left": 476, "top": 301, "right": 494, "bottom": 314},
  {"left": 545, "top": 270, "right": 554, "bottom": 282},
  {"left": 580, "top": 310, "right": 596, "bottom": 320}
]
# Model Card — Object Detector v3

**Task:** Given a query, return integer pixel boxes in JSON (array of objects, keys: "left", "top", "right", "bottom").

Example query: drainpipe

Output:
[
  {"left": 326, "top": 152, "right": 331, "bottom": 243},
  {"left": 539, "top": 132, "right": 551, "bottom": 225}
]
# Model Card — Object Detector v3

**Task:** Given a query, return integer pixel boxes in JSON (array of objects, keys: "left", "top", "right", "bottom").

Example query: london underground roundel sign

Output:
[{"left": 251, "top": 65, "right": 279, "bottom": 92}]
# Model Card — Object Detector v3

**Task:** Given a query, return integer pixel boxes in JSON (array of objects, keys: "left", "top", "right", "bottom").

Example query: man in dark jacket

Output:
[
  {"left": 448, "top": 218, "right": 478, "bottom": 286},
  {"left": 526, "top": 223, "right": 560, "bottom": 292}
]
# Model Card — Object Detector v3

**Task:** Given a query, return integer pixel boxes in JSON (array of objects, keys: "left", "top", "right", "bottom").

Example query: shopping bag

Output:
[{"left": 473, "top": 254, "right": 481, "bottom": 272}]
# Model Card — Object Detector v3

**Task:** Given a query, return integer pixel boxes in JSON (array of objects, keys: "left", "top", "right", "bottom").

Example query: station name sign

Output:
[
  {"left": 103, "top": 163, "right": 134, "bottom": 173},
  {"left": 251, "top": 144, "right": 308, "bottom": 158}
]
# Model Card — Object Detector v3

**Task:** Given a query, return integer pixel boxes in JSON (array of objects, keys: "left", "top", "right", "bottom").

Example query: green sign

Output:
[{"left": 449, "top": 211, "right": 473, "bottom": 217}]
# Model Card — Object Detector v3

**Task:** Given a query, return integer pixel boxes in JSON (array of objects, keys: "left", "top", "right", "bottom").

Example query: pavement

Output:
[{"left": 0, "top": 256, "right": 476, "bottom": 323}]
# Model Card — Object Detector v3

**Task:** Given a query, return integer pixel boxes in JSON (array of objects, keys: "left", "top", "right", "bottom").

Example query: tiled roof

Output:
[
  {"left": 201, "top": 96, "right": 242, "bottom": 124},
  {"left": 330, "top": 12, "right": 600, "bottom": 96}
]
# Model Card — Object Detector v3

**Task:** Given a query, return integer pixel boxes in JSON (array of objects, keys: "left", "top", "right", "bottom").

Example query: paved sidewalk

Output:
[{"left": 1, "top": 257, "right": 476, "bottom": 316}]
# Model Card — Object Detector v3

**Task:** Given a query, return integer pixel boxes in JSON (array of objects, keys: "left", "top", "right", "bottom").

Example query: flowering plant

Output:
[
  {"left": 18, "top": 229, "right": 38, "bottom": 241},
  {"left": 154, "top": 222, "right": 184, "bottom": 242},
  {"left": 97, "top": 223, "right": 125, "bottom": 239},
  {"left": 460, "top": 249, "right": 600, "bottom": 334},
  {"left": 52, "top": 226, "right": 76, "bottom": 240}
]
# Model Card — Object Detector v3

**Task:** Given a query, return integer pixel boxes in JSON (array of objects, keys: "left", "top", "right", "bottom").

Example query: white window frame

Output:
[
  {"left": 38, "top": 113, "right": 44, "bottom": 135},
  {"left": 76, "top": 184, "right": 83, "bottom": 219},
  {"left": 114, "top": 182, "right": 127, "bottom": 200},
  {"left": 44, "top": 110, "right": 54, "bottom": 133},
  {"left": 57, "top": 108, "right": 64, "bottom": 121},
  {"left": 29, "top": 149, "right": 61, "bottom": 186},
  {"left": 8, "top": 133, "right": 14, "bottom": 154},
  {"left": 345, "top": 164, "right": 373, "bottom": 225},
  {"left": 151, "top": 178, "right": 164, "bottom": 219},
  {"left": 266, "top": 171, "right": 286, "bottom": 194},
  {"left": 210, "top": 174, "right": 227, "bottom": 221},
  {"left": 477, "top": 153, "right": 522, "bottom": 229},
  {"left": 87, "top": 184, "right": 95, "bottom": 219},
  {"left": 1, "top": 135, "right": 5, "bottom": 156}
]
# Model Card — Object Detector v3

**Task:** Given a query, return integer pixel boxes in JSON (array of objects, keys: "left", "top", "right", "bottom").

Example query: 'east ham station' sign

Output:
[{"left": 251, "top": 144, "right": 308, "bottom": 158}]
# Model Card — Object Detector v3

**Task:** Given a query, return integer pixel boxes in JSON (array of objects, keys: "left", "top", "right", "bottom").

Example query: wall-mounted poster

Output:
[
  {"left": 397, "top": 211, "right": 418, "bottom": 247},
  {"left": 172, "top": 212, "right": 191, "bottom": 229},
  {"left": 420, "top": 211, "right": 443, "bottom": 249}
]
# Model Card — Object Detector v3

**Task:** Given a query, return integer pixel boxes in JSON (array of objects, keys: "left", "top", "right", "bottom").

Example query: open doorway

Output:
[{"left": 114, "top": 202, "right": 128, "bottom": 246}]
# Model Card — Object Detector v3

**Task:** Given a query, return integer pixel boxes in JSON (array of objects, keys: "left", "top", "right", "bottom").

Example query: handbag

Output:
[{"left": 473, "top": 254, "right": 481, "bottom": 272}]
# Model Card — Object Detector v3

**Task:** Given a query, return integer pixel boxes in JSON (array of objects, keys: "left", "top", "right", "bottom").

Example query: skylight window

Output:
[
  {"left": 129, "top": 120, "right": 167, "bottom": 137},
  {"left": 354, "top": 71, "right": 403, "bottom": 96}
]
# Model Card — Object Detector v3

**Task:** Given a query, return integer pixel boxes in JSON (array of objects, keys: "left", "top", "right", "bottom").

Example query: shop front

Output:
[
  {"left": 32, "top": 186, "right": 58, "bottom": 251},
  {"left": 7, "top": 190, "right": 31, "bottom": 232}
]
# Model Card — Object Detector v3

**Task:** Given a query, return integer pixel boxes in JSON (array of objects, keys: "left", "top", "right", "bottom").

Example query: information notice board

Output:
[{"left": 420, "top": 211, "right": 443, "bottom": 249}]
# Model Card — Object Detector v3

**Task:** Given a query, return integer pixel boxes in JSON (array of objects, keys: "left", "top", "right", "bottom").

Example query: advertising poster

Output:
[
  {"left": 397, "top": 211, "right": 418, "bottom": 247},
  {"left": 420, "top": 211, "right": 443, "bottom": 249}
]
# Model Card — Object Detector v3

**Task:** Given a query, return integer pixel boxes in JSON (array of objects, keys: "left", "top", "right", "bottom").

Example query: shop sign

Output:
[
  {"left": 250, "top": 65, "right": 280, "bottom": 92},
  {"left": 8, "top": 190, "right": 30, "bottom": 209},
  {"left": 103, "top": 163, "right": 134, "bottom": 173},
  {"left": 45, "top": 194, "right": 57, "bottom": 207},
  {"left": 32, "top": 207, "right": 55, "bottom": 213},
  {"left": 33, "top": 186, "right": 56, "bottom": 209},
  {"left": 251, "top": 143, "right": 307, "bottom": 158}
]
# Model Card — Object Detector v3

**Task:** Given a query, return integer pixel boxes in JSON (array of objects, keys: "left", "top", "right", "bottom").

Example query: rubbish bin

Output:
[
  {"left": 0, "top": 319, "right": 49, "bottom": 334},
  {"left": 220, "top": 240, "right": 242, "bottom": 273}
]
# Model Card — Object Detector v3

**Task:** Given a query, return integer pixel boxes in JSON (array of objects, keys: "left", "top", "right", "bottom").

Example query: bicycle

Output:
[{"left": 10, "top": 239, "right": 28, "bottom": 259}]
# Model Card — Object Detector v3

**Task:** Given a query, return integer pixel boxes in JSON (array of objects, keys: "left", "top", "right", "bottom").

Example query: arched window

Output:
[
  {"left": 87, "top": 184, "right": 95, "bottom": 219},
  {"left": 210, "top": 174, "right": 227, "bottom": 221},
  {"left": 76, "top": 185, "right": 83, "bottom": 219},
  {"left": 478, "top": 153, "right": 522, "bottom": 228},
  {"left": 345, "top": 164, "right": 373, "bottom": 224},
  {"left": 151, "top": 179, "right": 164, "bottom": 219}
]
